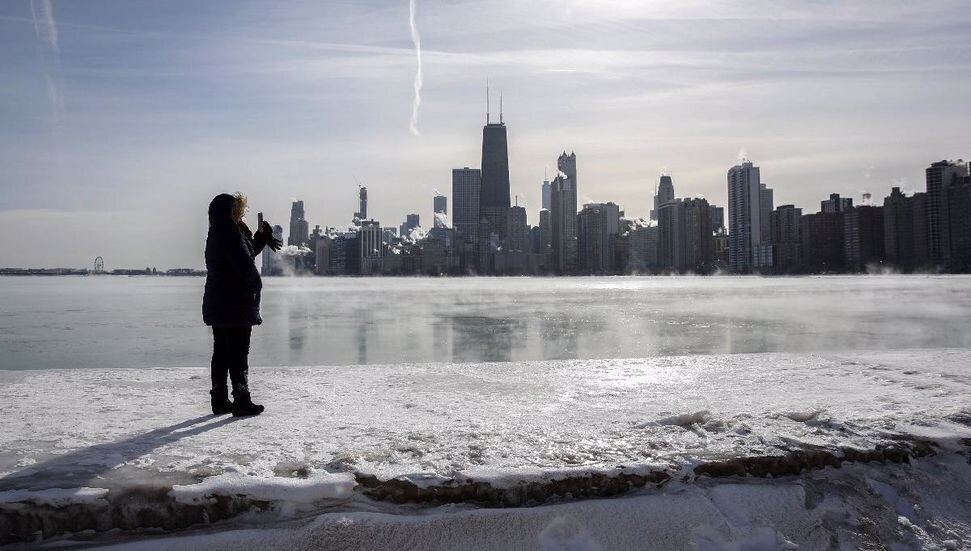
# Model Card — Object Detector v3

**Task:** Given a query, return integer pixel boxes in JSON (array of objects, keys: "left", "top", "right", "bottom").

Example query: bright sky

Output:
[{"left": 1, "top": 0, "right": 969, "bottom": 268}]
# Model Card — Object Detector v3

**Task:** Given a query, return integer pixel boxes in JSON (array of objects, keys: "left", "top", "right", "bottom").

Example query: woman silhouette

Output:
[{"left": 202, "top": 193, "right": 282, "bottom": 416}]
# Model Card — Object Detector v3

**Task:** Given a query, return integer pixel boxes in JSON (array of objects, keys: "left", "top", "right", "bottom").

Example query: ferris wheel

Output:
[{"left": 93, "top": 256, "right": 105, "bottom": 273}]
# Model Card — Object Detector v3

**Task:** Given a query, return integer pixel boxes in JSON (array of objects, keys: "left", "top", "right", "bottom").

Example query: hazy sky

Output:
[{"left": 1, "top": 0, "right": 969, "bottom": 268}]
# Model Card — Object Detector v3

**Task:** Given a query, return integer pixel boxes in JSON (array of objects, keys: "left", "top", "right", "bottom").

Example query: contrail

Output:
[
  {"left": 30, "top": 0, "right": 61, "bottom": 120},
  {"left": 408, "top": 0, "right": 422, "bottom": 136},
  {"left": 30, "top": 0, "right": 59, "bottom": 53}
]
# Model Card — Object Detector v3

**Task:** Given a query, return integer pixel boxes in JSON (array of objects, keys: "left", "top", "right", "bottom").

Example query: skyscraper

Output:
[
  {"left": 577, "top": 202, "right": 621, "bottom": 273},
  {"left": 289, "top": 200, "right": 309, "bottom": 247},
  {"left": 354, "top": 187, "right": 368, "bottom": 222},
  {"left": 550, "top": 174, "right": 578, "bottom": 273},
  {"left": 538, "top": 208, "right": 552, "bottom": 257},
  {"left": 359, "top": 220, "right": 385, "bottom": 275},
  {"left": 557, "top": 152, "right": 577, "bottom": 190},
  {"left": 507, "top": 205, "right": 528, "bottom": 252},
  {"left": 770, "top": 205, "right": 802, "bottom": 273},
  {"left": 801, "top": 211, "right": 845, "bottom": 273},
  {"left": 883, "top": 187, "right": 928, "bottom": 271},
  {"left": 709, "top": 206, "right": 725, "bottom": 232},
  {"left": 727, "top": 162, "right": 772, "bottom": 272},
  {"left": 926, "top": 159, "right": 969, "bottom": 267},
  {"left": 947, "top": 174, "right": 971, "bottom": 272},
  {"left": 434, "top": 194, "right": 447, "bottom": 216},
  {"left": 658, "top": 198, "right": 714, "bottom": 272},
  {"left": 628, "top": 222, "right": 659, "bottom": 272},
  {"left": 433, "top": 193, "right": 448, "bottom": 229},
  {"left": 261, "top": 224, "right": 284, "bottom": 276},
  {"left": 759, "top": 183, "right": 774, "bottom": 244},
  {"left": 400, "top": 214, "right": 420, "bottom": 239},
  {"left": 657, "top": 199, "right": 681, "bottom": 269},
  {"left": 480, "top": 111, "right": 511, "bottom": 243},
  {"left": 452, "top": 167, "right": 482, "bottom": 271},
  {"left": 844, "top": 205, "right": 885, "bottom": 272},
  {"left": 821, "top": 193, "right": 853, "bottom": 214},
  {"left": 542, "top": 179, "right": 552, "bottom": 211},
  {"left": 650, "top": 175, "right": 675, "bottom": 221}
]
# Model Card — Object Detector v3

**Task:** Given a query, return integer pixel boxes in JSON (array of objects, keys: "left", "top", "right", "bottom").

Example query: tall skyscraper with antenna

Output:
[{"left": 480, "top": 84, "right": 511, "bottom": 243}]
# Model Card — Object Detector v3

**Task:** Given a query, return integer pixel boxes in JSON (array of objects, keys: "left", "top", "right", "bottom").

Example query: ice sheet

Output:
[
  {"left": 2, "top": 349, "right": 971, "bottom": 547},
  {"left": 2, "top": 349, "right": 970, "bottom": 492}
]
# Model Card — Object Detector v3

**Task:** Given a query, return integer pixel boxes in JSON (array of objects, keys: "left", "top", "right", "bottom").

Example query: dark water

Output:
[{"left": 1, "top": 275, "right": 970, "bottom": 370}]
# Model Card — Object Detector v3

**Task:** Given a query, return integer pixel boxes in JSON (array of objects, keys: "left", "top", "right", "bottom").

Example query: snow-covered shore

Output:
[{"left": 2, "top": 349, "right": 971, "bottom": 548}]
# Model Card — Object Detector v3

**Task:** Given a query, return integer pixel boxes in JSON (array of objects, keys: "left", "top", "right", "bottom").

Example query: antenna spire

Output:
[
  {"left": 486, "top": 79, "right": 490, "bottom": 124},
  {"left": 499, "top": 93, "right": 503, "bottom": 124}
]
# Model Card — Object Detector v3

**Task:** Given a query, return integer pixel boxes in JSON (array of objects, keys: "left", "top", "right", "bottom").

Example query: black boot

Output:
[
  {"left": 210, "top": 388, "right": 233, "bottom": 415},
  {"left": 232, "top": 391, "right": 264, "bottom": 417}
]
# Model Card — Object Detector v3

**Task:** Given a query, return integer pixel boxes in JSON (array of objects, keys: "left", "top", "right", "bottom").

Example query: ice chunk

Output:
[
  {"left": 170, "top": 471, "right": 355, "bottom": 505},
  {"left": 641, "top": 410, "right": 711, "bottom": 428}
]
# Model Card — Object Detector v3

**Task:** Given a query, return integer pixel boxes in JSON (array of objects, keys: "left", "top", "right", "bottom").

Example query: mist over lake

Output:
[{"left": 2, "top": 275, "right": 970, "bottom": 371}]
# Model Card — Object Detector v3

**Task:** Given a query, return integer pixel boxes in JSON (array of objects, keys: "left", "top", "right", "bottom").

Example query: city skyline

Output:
[{"left": 2, "top": 1, "right": 970, "bottom": 268}]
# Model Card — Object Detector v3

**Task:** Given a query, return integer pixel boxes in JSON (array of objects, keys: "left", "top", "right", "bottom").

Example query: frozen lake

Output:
[{"left": 1, "top": 275, "right": 971, "bottom": 370}]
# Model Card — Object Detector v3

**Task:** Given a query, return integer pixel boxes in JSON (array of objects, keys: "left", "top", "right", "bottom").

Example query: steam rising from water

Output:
[
  {"left": 408, "top": 0, "right": 422, "bottom": 136},
  {"left": 279, "top": 245, "right": 312, "bottom": 257}
]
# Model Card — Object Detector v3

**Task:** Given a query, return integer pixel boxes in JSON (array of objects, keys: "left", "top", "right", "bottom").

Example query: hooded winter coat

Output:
[{"left": 202, "top": 194, "right": 268, "bottom": 327}]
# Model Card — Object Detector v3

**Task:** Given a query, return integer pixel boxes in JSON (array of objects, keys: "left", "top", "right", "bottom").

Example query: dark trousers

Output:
[{"left": 211, "top": 326, "right": 252, "bottom": 397}]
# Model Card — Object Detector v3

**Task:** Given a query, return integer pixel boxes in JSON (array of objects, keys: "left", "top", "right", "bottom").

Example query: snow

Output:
[
  {"left": 3, "top": 349, "right": 970, "bottom": 493},
  {"left": 2, "top": 348, "right": 971, "bottom": 547},
  {"left": 88, "top": 453, "right": 971, "bottom": 550}
]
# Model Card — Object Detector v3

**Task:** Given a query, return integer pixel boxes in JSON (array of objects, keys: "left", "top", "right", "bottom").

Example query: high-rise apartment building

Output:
[
  {"left": 801, "top": 212, "right": 845, "bottom": 273},
  {"left": 883, "top": 187, "right": 928, "bottom": 271},
  {"left": 769, "top": 205, "right": 802, "bottom": 273},
  {"left": 947, "top": 174, "right": 971, "bottom": 272},
  {"left": 628, "top": 223, "right": 659, "bottom": 272},
  {"left": 759, "top": 183, "right": 774, "bottom": 244},
  {"left": 727, "top": 162, "right": 772, "bottom": 271},
  {"left": 926, "top": 159, "right": 970, "bottom": 267},
  {"left": 843, "top": 205, "right": 885, "bottom": 272}
]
